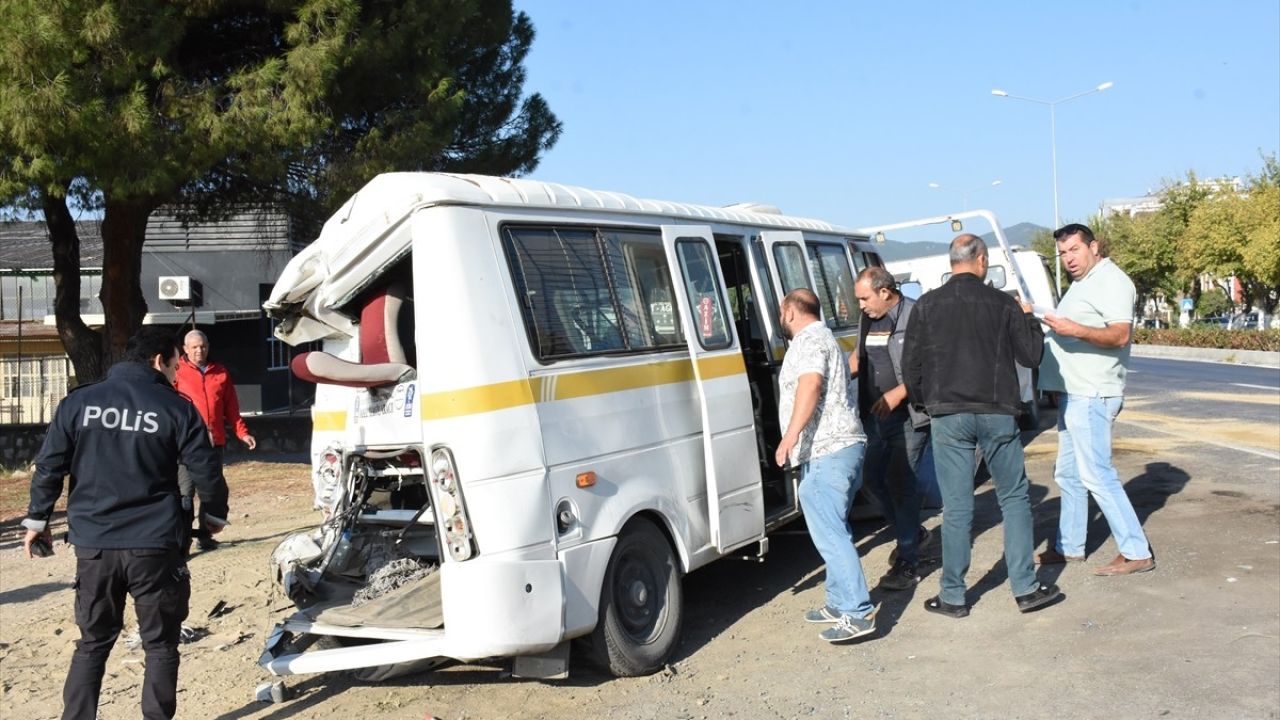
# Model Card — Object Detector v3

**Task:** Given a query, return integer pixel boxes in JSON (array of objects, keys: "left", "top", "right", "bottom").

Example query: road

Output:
[
  {"left": 1119, "top": 357, "right": 1280, "bottom": 468},
  {"left": 1, "top": 357, "right": 1276, "bottom": 719}
]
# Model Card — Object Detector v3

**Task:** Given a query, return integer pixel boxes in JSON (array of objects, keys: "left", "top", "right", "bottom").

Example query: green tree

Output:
[
  {"left": 1, "top": 0, "right": 560, "bottom": 381},
  {"left": 1194, "top": 288, "right": 1233, "bottom": 318},
  {"left": 1097, "top": 210, "right": 1181, "bottom": 315},
  {"left": 1183, "top": 155, "right": 1280, "bottom": 315}
]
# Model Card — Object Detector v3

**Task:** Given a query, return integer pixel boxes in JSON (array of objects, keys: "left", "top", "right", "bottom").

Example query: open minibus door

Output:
[{"left": 660, "top": 225, "right": 767, "bottom": 554}]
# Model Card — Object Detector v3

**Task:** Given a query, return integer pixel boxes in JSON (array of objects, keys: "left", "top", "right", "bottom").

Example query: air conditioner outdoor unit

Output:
[{"left": 158, "top": 276, "right": 201, "bottom": 304}]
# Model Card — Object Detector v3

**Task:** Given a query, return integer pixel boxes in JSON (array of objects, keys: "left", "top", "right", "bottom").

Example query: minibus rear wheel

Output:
[{"left": 588, "top": 517, "right": 683, "bottom": 677}]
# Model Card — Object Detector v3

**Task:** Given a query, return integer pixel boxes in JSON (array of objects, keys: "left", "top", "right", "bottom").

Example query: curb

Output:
[{"left": 1132, "top": 343, "right": 1280, "bottom": 369}]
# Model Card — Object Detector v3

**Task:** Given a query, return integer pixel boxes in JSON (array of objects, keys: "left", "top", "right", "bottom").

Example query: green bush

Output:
[
  {"left": 1134, "top": 327, "right": 1280, "bottom": 351},
  {"left": 1194, "top": 289, "right": 1233, "bottom": 318}
]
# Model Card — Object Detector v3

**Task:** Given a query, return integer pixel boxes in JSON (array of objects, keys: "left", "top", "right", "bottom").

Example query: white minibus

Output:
[{"left": 258, "top": 173, "right": 889, "bottom": 681}]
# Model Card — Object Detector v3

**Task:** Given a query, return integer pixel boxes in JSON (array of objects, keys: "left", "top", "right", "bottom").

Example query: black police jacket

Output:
[
  {"left": 902, "top": 273, "right": 1044, "bottom": 418},
  {"left": 25, "top": 362, "right": 227, "bottom": 550}
]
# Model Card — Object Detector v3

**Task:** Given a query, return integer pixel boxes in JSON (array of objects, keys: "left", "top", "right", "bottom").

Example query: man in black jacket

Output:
[
  {"left": 23, "top": 327, "right": 227, "bottom": 720},
  {"left": 902, "top": 234, "right": 1060, "bottom": 619}
]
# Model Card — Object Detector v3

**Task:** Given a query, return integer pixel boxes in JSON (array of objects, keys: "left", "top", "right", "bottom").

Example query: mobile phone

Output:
[{"left": 30, "top": 537, "right": 53, "bottom": 558}]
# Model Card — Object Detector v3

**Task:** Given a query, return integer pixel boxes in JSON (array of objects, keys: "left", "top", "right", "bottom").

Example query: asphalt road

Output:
[{"left": 1083, "top": 357, "right": 1280, "bottom": 499}]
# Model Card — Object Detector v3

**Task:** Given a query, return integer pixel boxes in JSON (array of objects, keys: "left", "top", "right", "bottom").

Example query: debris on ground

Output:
[{"left": 351, "top": 557, "right": 435, "bottom": 607}]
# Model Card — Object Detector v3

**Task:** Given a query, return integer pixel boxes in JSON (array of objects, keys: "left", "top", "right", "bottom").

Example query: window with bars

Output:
[{"left": 502, "top": 225, "right": 685, "bottom": 361}]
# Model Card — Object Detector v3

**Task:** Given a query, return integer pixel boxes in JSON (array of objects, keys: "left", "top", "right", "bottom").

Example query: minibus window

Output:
[
  {"left": 749, "top": 240, "right": 780, "bottom": 320},
  {"left": 771, "top": 243, "right": 810, "bottom": 293},
  {"left": 625, "top": 242, "right": 685, "bottom": 347},
  {"left": 806, "top": 244, "right": 858, "bottom": 330},
  {"left": 674, "top": 240, "right": 732, "bottom": 350},
  {"left": 502, "top": 224, "right": 684, "bottom": 361}
]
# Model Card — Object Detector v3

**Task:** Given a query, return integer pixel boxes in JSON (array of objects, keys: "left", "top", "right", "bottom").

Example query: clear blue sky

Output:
[{"left": 513, "top": 0, "right": 1280, "bottom": 240}]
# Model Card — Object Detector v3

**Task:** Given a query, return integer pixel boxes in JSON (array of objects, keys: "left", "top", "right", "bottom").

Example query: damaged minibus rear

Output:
[{"left": 258, "top": 172, "right": 889, "bottom": 681}]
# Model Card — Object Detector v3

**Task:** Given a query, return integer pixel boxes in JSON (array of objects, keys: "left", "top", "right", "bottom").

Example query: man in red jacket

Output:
[{"left": 175, "top": 329, "right": 256, "bottom": 551}]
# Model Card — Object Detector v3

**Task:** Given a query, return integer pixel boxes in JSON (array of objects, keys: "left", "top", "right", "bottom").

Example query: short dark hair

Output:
[
  {"left": 856, "top": 266, "right": 898, "bottom": 294},
  {"left": 123, "top": 327, "right": 180, "bottom": 365},
  {"left": 1054, "top": 223, "right": 1096, "bottom": 244},
  {"left": 781, "top": 288, "right": 821, "bottom": 318}
]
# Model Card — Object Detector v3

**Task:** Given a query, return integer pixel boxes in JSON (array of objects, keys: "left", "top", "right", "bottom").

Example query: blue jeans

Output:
[
  {"left": 799, "top": 442, "right": 875, "bottom": 619},
  {"left": 931, "top": 413, "right": 1038, "bottom": 605},
  {"left": 862, "top": 410, "right": 931, "bottom": 565},
  {"left": 1053, "top": 394, "right": 1151, "bottom": 560}
]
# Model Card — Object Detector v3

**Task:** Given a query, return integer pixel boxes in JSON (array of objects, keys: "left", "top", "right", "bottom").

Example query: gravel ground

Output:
[{"left": 2, "top": 416, "right": 1277, "bottom": 720}]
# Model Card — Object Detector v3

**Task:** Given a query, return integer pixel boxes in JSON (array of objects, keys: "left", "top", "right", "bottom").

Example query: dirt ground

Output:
[{"left": 2, "top": 421, "right": 1278, "bottom": 720}]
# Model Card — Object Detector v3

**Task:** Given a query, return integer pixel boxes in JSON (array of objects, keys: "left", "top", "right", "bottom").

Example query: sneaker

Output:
[
  {"left": 879, "top": 559, "right": 920, "bottom": 591},
  {"left": 889, "top": 526, "right": 933, "bottom": 565},
  {"left": 197, "top": 535, "right": 220, "bottom": 552},
  {"left": 804, "top": 606, "right": 842, "bottom": 624},
  {"left": 819, "top": 614, "right": 875, "bottom": 643}
]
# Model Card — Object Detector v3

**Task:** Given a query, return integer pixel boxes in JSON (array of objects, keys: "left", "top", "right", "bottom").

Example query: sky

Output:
[{"left": 513, "top": 0, "right": 1280, "bottom": 243}]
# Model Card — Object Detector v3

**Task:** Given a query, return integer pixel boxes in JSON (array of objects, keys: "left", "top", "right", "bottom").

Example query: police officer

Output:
[{"left": 23, "top": 327, "right": 228, "bottom": 720}]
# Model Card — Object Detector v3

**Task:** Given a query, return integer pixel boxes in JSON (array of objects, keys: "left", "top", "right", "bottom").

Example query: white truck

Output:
[{"left": 858, "top": 211, "right": 1057, "bottom": 430}]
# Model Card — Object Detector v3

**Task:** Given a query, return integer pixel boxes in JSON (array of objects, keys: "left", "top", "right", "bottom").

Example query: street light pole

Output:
[
  {"left": 929, "top": 179, "right": 1002, "bottom": 211},
  {"left": 992, "top": 81, "right": 1113, "bottom": 294}
]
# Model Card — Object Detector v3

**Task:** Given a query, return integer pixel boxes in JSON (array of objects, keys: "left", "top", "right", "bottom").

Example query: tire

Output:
[{"left": 587, "top": 517, "right": 683, "bottom": 677}]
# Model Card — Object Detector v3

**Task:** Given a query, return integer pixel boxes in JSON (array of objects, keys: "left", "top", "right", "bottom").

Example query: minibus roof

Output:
[
  {"left": 266, "top": 173, "right": 870, "bottom": 342},
  {"left": 322, "top": 172, "right": 860, "bottom": 244}
]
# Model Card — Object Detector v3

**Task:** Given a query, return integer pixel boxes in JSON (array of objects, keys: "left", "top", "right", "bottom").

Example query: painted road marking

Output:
[
  {"left": 1232, "top": 383, "right": 1279, "bottom": 391},
  {"left": 1116, "top": 418, "right": 1280, "bottom": 461}
]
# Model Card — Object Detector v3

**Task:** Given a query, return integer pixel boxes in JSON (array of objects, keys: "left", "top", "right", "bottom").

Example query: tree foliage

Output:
[
  {"left": 1093, "top": 157, "right": 1280, "bottom": 320},
  {"left": 1, "top": 0, "right": 561, "bottom": 381},
  {"left": 1182, "top": 156, "right": 1280, "bottom": 314}
]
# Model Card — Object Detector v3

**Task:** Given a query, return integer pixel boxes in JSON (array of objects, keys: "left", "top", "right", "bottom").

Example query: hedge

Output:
[{"left": 1133, "top": 327, "right": 1280, "bottom": 352}]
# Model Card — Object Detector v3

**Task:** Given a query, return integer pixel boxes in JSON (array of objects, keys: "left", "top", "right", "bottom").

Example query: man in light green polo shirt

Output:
[{"left": 1037, "top": 223, "right": 1155, "bottom": 577}]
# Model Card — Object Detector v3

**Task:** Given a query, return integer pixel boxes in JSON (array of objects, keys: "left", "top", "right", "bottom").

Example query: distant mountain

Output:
[
  {"left": 980, "top": 222, "right": 1050, "bottom": 250},
  {"left": 873, "top": 239, "right": 950, "bottom": 262},
  {"left": 873, "top": 222, "right": 1049, "bottom": 261}
]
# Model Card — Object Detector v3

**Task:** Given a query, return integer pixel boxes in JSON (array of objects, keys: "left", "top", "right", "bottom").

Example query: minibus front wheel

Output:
[{"left": 587, "top": 517, "right": 683, "bottom": 677}]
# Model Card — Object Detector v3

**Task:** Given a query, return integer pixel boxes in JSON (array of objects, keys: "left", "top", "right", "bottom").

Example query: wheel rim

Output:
[{"left": 612, "top": 546, "right": 664, "bottom": 642}]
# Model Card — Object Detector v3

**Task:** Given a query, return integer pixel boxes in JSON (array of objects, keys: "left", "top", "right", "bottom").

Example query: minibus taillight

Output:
[{"left": 429, "top": 447, "right": 475, "bottom": 561}]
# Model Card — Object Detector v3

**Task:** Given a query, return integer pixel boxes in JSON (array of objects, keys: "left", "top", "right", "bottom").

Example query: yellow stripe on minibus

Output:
[
  {"left": 420, "top": 376, "right": 545, "bottom": 421},
  {"left": 419, "top": 354, "right": 749, "bottom": 420},
  {"left": 553, "top": 359, "right": 693, "bottom": 400},
  {"left": 313, "top": 411, "right": 348, "bottom": 432},
  {"left": 696, "top": 353, "right": 746, "bottom": 380},
  {"left": 836, "top": 335, "right": 858, "bottom": 352}
]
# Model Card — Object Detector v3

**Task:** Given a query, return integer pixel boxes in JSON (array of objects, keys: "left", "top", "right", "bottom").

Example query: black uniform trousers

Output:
[
  {"left": 178, "top": 444, "right": 225, "bottom": 544},
  {"left": 64, "top": 547, "right": 190, "bottom": 720}
]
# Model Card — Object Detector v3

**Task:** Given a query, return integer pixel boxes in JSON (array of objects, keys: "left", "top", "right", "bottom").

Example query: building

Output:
[{"left": 1, "top": 209, "right": 311, "bottom": 424}]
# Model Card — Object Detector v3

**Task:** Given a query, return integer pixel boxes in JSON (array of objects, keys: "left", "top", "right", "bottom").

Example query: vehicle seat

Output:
[{"left": 290, "top": 283, "right": 415, "bottom": 388}]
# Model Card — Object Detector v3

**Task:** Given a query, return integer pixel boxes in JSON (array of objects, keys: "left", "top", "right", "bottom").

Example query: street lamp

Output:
[
  {"left": 992, "top": 81, "right": 1113, "bottom": 294},
  {"left": 929, "top": 179, "right": 1003, "bottom": 211}
]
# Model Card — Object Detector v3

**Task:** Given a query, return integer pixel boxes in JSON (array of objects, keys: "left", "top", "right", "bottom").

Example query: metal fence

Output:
[{"left": 0, "top": 355, "right": 73, "bottom": 425}]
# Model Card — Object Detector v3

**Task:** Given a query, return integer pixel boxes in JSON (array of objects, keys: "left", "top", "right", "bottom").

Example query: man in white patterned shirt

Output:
[{"left": 775, "top": 288, "right": 876, "bottom": 643}]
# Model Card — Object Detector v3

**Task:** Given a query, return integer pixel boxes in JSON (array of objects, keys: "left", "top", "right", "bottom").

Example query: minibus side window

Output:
[
  {"left": 771, "top": 243, "right": 810, "bottom": 293},
  {"left": 502, "top": 224, "right": 684, "bottom": 361},
  {"left": 625, "top": 242, "right": 685, "bottom": 347},
  {"left": 806, "top": 243, "right": 858, "bottom": 330},
  {"left": 674, "top": 240, "right": 732, "bottom": 350}
]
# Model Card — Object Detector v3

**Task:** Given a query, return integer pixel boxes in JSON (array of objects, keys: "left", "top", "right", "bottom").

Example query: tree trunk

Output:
[
  {"left": 44, "top": 191, "right": 104, "bottom": 383},
  {"left": 44, "top": 192, "right": 157, "bottom": 383},
  {"left": 99, "top": 198, "right": 156, "bottom": 369}
]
